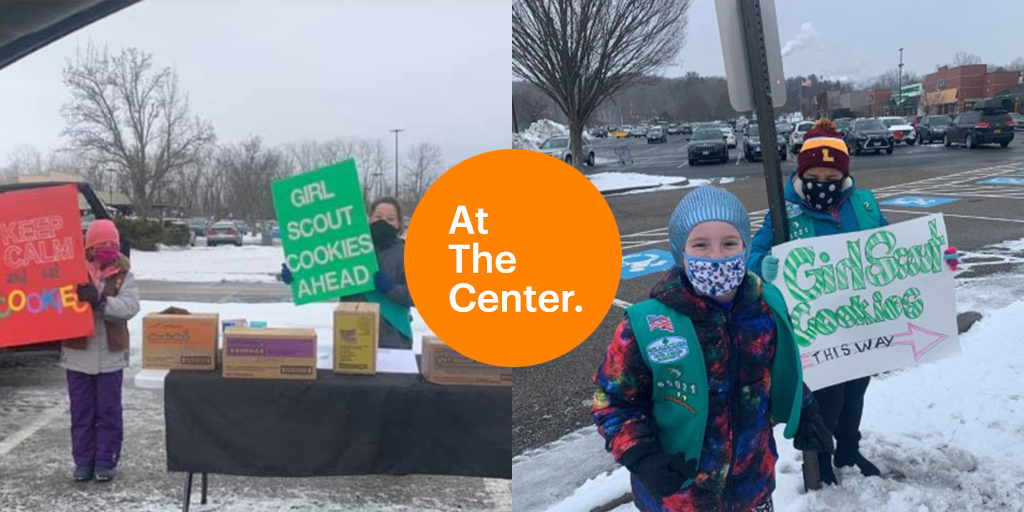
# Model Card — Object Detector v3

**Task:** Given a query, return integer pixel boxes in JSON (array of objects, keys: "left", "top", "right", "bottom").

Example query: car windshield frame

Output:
[
  {"left": 796, "top": 123, "right": 813, "bottom": 131},
  {"left": 692, "top": 130, "right": 723, "bottom": 141},
  {"left": 540, "top": 138, "right": 569, "bottom": 149},
  {"left": 855, "top": 119, "right": 885, "bottom": 131},
  {"left": 928, "top": 115, "right": 952, "bottom": 125}
]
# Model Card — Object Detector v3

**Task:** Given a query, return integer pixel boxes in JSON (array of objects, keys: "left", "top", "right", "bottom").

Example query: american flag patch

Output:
[{"left": 646, "top": 315, "right": 674, "bottom": 332}]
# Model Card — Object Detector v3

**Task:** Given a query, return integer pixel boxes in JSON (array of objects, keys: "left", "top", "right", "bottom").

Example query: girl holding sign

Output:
[
  {"left": 748, "top": 118, "right": 959, "bottom": 485},
  {"left": 61, "top": 220, "right": 140, "bottom": 483},
  {"left": 592, "top": 187, "right": 830, "bottom": 512},
  {"left": 282, "top": 196, "right": 413, "bottom": 348}
]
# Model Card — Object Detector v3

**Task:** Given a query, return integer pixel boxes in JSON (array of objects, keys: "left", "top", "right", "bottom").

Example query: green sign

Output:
[{"left": 271, "top": 158, "right": 378, "bottom": 305}]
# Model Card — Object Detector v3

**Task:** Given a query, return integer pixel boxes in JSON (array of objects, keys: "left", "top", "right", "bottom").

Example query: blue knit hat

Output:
[{"left": 669, "top": 186, "right": 752, "bottom": 263}]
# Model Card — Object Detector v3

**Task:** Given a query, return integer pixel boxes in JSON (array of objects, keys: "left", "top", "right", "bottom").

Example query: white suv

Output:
[{"left": 537, "top": 136, "right": 595, "bottom": 167}]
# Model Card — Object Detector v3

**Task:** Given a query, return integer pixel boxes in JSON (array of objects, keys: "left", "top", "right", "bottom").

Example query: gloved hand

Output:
[
  {"left": 794, "top": 398, "right": 835, "bottom": 454},
  {"left": 944, "top": 247, "right": 959, "bottom": 271},
  {"left": 761, "top": 255, "right": 780, "bottom": 282},
  {"left": 76, "top": 283, "right": 102, "bottom": 308},
  {"left": 632, "top": 452, "right": 699, "bottom": 497},
  {"left": 281, "top": 263, "right": 293, "bottom": 285},
  {"left": 374, "top": 270, "right": 394, "bottom": 294}
]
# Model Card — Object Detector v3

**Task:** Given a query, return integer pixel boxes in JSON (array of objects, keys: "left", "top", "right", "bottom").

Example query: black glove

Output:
[
  {"left": 628, "top": 450, "right": 698, "bottom": 497},
  {"left": 281, "top": 263, "right": 293, "bottom": 285},
  {"left": 76, "top": 283, "right": 102, "bottom": 308},
  {"left": 794, "top": 399, "right": 835, "bottom": 454}
]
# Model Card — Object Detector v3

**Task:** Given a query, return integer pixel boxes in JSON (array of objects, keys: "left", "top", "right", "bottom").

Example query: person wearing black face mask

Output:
[{"left": 280, "top": 196, "right": 414, "bottom": 349}]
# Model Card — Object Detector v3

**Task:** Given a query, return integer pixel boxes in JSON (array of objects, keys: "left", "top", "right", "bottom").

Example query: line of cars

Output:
[{"left": 185, "top": 218, "right": 254, "bottom": 247}]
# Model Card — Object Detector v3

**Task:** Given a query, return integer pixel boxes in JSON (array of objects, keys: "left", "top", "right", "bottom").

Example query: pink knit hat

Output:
[{"left": 85, "top": 219, "right": 120, "bottom": 249}]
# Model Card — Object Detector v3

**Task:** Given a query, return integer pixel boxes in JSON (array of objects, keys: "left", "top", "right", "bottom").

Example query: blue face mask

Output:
[{"left": 683, "top": 253, "right": 746, "bottom": 297}]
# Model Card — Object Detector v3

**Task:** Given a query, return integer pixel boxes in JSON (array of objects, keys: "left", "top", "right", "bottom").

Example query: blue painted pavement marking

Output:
[
  {"left": 622, "top": 249, "right": 675, "bottom": 279},
  {"left": 977, "top": 177, "right": 1024, "bottom": 186},
  {"left": 879, "top": 196, "right": 960, "bottom": 208}
]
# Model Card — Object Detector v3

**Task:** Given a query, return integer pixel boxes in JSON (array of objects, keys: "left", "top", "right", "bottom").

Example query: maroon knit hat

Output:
[{"left": 797, "top": 118, "right": 850, "bottom": 179}]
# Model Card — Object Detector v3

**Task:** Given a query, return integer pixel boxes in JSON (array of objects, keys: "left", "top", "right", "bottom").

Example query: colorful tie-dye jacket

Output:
[{"left": 591, "top": 266, "right": 780, "bottom": 512}]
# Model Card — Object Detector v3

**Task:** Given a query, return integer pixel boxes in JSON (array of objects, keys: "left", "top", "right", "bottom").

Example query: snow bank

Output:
[
  {"left": 535, "top": 296, "right": 1024, "bottom": 512},
  {"left": 587, "top": 174, "right": 736, "bottom": 195},
  {"left": 130, "top": 245, "right": 284, "bottom": 283},
  {"left": 513, "top": 119, "right": 589, "bottom": 151}
]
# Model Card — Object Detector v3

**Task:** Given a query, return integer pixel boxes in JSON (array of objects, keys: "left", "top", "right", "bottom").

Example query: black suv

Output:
[
  {"left": 743, "top": 124, "right": 787, "bottom": 162},
  {"left": 944, "top": 101, "right": 1015, "bottom": 148},
  {"left": 687, "top": 128, "right": 729, "bottom": 165},
  {"left": 844, "top": 118, "right": 893, "bottom": 155},
  {"left": 917, "top": 115, "right": 952, "bottom": 145}
]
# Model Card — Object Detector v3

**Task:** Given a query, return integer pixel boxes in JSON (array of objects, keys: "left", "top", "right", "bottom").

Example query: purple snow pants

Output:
[{"left": 66, "top": 369, "right": 124, "bottom": 469}]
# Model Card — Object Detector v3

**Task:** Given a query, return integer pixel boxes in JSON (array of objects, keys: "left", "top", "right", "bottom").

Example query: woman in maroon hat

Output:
[{"left": 747, "top": 118, "right": 959, "bottom": 485}]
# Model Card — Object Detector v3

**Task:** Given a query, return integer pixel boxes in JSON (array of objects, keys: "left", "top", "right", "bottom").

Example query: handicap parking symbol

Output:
[
  {"left": 978, "top": 177, "right": 1024, "bottom": 186},
  {"left": 879, "top": 196, "right": 959, "bottom": 208},
  {"left": 622, "top": 249, "right": 675, "bottom": 279}
]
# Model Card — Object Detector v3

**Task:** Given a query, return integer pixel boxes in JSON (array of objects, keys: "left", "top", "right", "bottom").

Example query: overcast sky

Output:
[
  {"left": 0, "top": 1, "right": 510, "bottom": 168},
  {"left": 667, "top": 0, "right": 1024, "bottom": 82}
]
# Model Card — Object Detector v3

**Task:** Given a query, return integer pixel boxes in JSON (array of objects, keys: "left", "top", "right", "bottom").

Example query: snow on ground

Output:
[
  {"left": 516, "top": 239, "right": 1024, "bottom": 512},
  {"left": 513, "top": 119, "right": 590, "bottom": 151},
  {"left": 130, "top": 244, "right": 284, "bottom": 283},
  {"left": 588, "top": 173, "right": 736, "bottom": 195}
]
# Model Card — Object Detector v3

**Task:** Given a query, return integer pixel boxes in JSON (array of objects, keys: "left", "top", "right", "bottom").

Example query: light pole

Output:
[
  {"left": 389, "top": 128, "right": 403, "bottom": 197},
  {"left": 897, "top": 48, "right": 904, "bottom": 116}
]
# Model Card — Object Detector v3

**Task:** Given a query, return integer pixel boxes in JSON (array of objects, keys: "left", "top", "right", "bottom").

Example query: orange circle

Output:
[{"left": 405, "top": 149, "right": 621, "bottom": 367}]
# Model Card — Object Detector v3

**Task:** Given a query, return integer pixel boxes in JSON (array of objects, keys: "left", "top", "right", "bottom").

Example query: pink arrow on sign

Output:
[
  {"left": 801, "top": 353, "right": 816, "bottom": 369},
  {"left": 891, "top": 323, "right": 948, "bottom": 362}
]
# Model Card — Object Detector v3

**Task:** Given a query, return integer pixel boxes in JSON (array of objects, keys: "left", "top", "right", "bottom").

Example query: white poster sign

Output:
[{"left": 771, "top": 214, "right": 961, "bottom": 390}]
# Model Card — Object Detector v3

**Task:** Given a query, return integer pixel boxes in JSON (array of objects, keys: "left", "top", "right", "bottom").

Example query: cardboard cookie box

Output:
[
  {"left": 421, "top": 335, "right": 512, "bottom": 387},
  {"left": 333, "top": 302, "right": 380, "bottom": 376},
  {"left": 222, "top": 328, "right": 317, "bottom": 381},
  {"left": 142, "top": 309, "right": 219, "bottom": 371}
]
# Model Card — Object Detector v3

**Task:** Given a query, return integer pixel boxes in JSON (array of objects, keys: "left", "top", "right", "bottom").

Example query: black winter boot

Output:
[
  {"left": 817, "top": 451, "right": 838, "bottom": 485},
  {"left": 834, "top": 434, "right": 881, "bottom": 477}
]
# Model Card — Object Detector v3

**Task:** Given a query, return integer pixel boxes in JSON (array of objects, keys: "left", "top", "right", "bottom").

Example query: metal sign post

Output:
[{"left": 718, "top": 0, "right": 819, "bottom": 492}]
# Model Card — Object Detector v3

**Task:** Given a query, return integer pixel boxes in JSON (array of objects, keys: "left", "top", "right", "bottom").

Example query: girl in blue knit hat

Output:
[{"left": 592, "top": 186, "right": 831, "bottom": 512}]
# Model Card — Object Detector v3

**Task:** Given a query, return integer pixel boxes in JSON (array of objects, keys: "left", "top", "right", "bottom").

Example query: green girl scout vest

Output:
[
  {"left": 785, "top": 189, "right": 881, "bottom": 240},
  {"left": 365, "top": 291, "right": 413, "bottom": 340},
  {"left": 627, "top": 282, "right": 803, "bottom": 490}
]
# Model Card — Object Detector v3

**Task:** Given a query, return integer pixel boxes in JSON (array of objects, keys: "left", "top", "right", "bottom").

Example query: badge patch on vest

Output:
[
  {"left": 647, "top": 336, "right": 689, "bottom": 364},
  {"left": 785, "top": 202, "right": 803, "bottom": 219},
  {"left": 646, "top": 315, "right": 674, "bottom": 332},
  {"left": 656, "top": 367, "right": 698, "bottom": 413}
]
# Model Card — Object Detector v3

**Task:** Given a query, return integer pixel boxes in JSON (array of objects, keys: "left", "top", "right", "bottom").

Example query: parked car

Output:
[
  {"left": 687, "top": 128, "right": 730, "bottom": 165},
  {"left": 207, "top": 221, "right": 244, "bottom": 247},
  {"left": 776, "top": 121, "right": 795, "bottom": 140},
  {"left": 187, "top": 217, "right": 210, "bottom": 237},
  {"left": 629, "top": 125, "right": 648, "bottom": 137},
  {"left": 537, "top": 135, "right": 596, "bottom": 166},
  {"left": 789, "top": 121, "right": 814, "bottom": 153},
  {"left": 917, "top": 115, "right": 952, "bottom": 145},
  {"left": 834, "top": 118, "right": 852, "bottom": 137},
  {"left": 845, "top": 118, "right": 894, "bottom": 155},
  {"left": 1009, "top": 112, "right": 1024, "bottom": 132},
  {"left": 681, "top": 124, "right": 694, "bottom": 136},
  {"left": 612, "top": 126, "right": 630, "bottom": 138},
  {"left": 907, "top": 115, "right": 924, "bottom": 135},
  {"left": 589, "top": 126, "right": 609, "bottom": 138},
  {"left": 718, "top": 127, "right": 737, "bottom": 148},
  {"left": 743, "top": 124, "right": 787, "bottom": 162},
  {"left": 944, "top": 103, "right": 1015, "bottom": 149},
  {"left": 646, "top": 126, "right": 667, "bottom": 144},
  {"left": 880, "top": 117, "right": 917, "bottom": 145},
  {"left": 237, "top": 221, "right": 251, "bottom": 236},
  {"left": 666, "top": 124, "right": 680, "bottom": 135}
]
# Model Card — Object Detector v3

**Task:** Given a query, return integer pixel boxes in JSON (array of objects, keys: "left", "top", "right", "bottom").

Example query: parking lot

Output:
[{"left": 516, "top": 134, "right": 1024, "bottom": 458}]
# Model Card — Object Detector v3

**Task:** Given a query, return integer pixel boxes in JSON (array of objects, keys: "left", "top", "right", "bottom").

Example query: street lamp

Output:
[
  {"left": 897, "top": 48, "right": 904, "bottom": 116},
  {"left": 389, "top": 128, "right": 403, "bottom": 197}
]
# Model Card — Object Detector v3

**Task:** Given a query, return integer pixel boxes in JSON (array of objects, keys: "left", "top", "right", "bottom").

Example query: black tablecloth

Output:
[{"left": 164, "top": 369, "right": 510, "bottom": 479}]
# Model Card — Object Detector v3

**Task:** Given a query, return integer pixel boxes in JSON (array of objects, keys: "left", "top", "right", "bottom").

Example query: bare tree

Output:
[
  {"left": 61, "top": 45, "right": 216, "bottom": 218},
  {"left": 513, "top": 0, "right": 691, "bottom": 170},
  {"left": 401, "top": 142, "right": 443, "bottom": 208},
  {"left": 953, "top": 52, "right": 983, "bottom": 66},
  {"left": 1006, "top": 57, "right": 1024, "bottom": 72},
  {"left": 513, "top": 82, "right": 554, "bottom": 128},
  {"left": 216, "top": 136, "right": 286, "bottom": 227},
  {"left": 1, "top": 145, "right": 45, "bottom": 178}
]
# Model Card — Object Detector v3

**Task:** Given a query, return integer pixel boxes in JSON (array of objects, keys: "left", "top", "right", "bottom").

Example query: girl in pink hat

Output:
[{"left": 62, "top": 219, "right": 139, "bottom": 483}]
